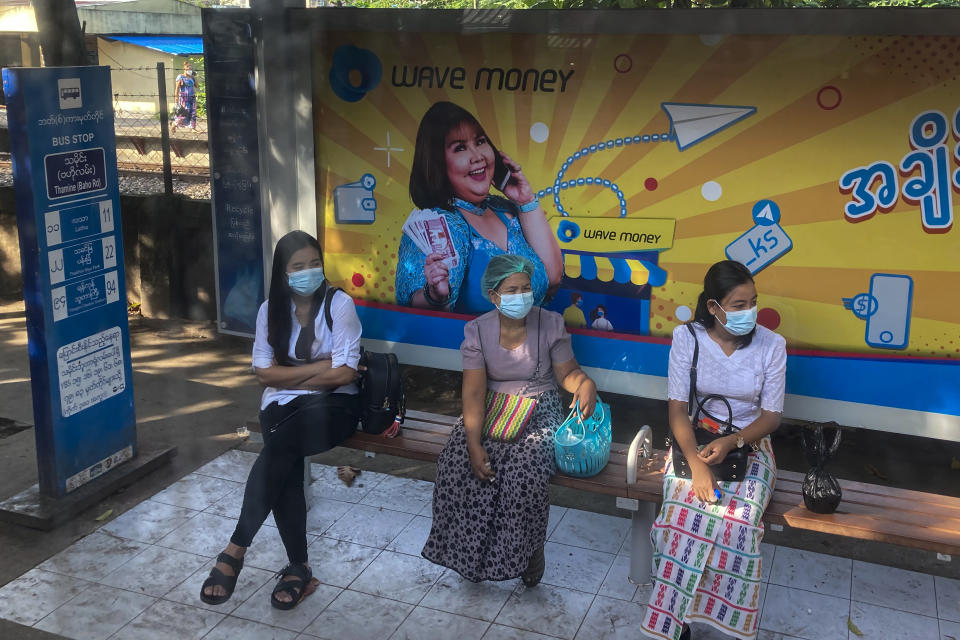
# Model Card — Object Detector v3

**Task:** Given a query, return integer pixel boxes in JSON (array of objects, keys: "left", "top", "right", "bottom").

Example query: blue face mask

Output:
[
  {"left": 714, "top": 301, "right": 757, "bottom": 336},
  {"left": 597, "top": 310, "right": 604, "bottom": 317},
  {"left": 287, "top": 267, "right": 325, "bottom": 296},
  {"left": 497, "top": 291, "right": 534, "bottom": 320}
]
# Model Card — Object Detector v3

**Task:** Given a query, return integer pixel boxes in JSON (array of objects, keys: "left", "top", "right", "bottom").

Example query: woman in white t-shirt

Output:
[
  {"left": 200, "top": 231, "right": 362, "bottom": 610},
  {"left": 641, "top": 260, "right": 786, "bottom": 640}
]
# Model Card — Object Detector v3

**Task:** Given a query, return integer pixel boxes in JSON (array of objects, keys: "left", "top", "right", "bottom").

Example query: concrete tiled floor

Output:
[{"left": 2, "top": 450, "right": 959, "bottom": 640}]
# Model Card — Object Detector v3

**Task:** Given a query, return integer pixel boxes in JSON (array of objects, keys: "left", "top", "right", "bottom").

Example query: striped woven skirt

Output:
[{"left": 641, "top": 436, "right": 776, "bottom": 640}]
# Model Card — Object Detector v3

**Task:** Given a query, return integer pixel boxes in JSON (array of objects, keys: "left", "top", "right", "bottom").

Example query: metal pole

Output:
[{"left": 157, "top": 62, "right": 174, "bottom": 197}]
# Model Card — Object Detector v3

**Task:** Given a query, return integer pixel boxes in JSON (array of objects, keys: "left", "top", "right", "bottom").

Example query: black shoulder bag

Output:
[{"left": 670, "top": 324, "right": 750, "bottom": 482}]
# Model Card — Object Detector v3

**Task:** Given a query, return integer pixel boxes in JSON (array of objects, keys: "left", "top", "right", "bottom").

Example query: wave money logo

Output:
[{"left": 329, "top": 45, "right": 382, "bottom": 103}]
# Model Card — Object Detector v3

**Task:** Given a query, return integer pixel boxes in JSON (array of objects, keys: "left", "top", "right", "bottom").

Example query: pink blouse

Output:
[{"left": 461, "top": 307, "right": 575, "bottom": 397}]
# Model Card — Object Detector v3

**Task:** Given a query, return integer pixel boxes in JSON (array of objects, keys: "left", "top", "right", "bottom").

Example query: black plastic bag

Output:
[{"left": 800, "top": 422, "right": 843, "bottom": 514}]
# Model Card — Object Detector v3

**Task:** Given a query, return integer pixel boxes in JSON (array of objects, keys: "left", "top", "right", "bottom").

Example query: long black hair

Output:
[
  {"left": 409, "top": 101, "right": 498, "bottom": 210},
  {"left": 267, "top": 230, "right": 325, "bottom": 366},
  {"left": 693, "top": 260, "right": 756, "bottom": 349}
]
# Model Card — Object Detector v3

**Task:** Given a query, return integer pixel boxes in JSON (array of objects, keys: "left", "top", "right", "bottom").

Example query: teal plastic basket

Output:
[{"left": 554, "top": 399, "right": 612, "bottom": 478}]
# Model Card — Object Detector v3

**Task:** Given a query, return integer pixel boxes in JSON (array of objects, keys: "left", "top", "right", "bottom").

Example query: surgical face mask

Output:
[
  {"left": 597, "top": 310, "right": 604, "bottom": 317},
  {"left": 497, "top": 291, "right": 534, "bottom": 320},
  {"left": 287, "top": 267, "right": 325, "bottom": 296},
  {"left": 713, "top": 301, "right": 757, "bottom": 336}
]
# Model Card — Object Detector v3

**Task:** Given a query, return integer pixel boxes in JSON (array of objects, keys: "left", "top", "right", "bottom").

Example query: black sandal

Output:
[
  {"left": 521, "top": 545, "right": 545, "bottom": 587},
  {"left": 679, "top": 623, "right": 691, "bottom": 640},
  {"left": 271, "top": 562, "right": 312, "bottom": 610},
  {"left": 200, "top": 551, "right": 244, "bottom": 605}
]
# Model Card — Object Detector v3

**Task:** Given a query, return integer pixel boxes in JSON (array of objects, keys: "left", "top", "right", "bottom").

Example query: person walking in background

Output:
[{"left": 172, "top": 61, "right": 198, "bottom": 132}]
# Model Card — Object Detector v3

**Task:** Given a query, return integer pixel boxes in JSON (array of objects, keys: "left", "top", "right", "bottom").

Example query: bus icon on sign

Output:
[{"left": 58, "top": 78, "right": 82, "bottom": 109}]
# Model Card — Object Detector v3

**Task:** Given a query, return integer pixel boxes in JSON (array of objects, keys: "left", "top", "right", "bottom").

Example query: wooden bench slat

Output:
[{"left": 773, "top": 479, "right": 960, "bottom": 521}]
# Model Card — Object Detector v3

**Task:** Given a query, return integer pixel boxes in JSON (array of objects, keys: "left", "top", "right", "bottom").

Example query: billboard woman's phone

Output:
[{"left": 493, "top": 152, "right": 512, "bottom": 192}]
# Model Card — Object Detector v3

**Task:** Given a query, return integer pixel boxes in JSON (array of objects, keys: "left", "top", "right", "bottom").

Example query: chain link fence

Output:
[{"left": 110, "top": 64, "right": 210, "bottom": 195}]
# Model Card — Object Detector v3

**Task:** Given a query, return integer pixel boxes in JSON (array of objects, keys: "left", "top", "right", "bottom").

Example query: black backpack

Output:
[{"left": 320, "top": 287, "right": 405, "bottom": 437}]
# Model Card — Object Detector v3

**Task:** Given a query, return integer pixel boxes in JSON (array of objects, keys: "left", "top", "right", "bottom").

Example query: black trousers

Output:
[{"left": 230, "top": 392, "right": 359, "bottom": 564}]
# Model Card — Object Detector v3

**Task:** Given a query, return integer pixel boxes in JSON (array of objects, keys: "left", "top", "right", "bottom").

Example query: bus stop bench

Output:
[{"left": 249, "top": 410, "right": 960, "bottom": 583}]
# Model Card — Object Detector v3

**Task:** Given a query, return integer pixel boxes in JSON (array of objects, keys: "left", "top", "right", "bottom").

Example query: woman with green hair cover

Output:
[{"left": 422, "top": 254, "right": 598, "bottom": 587}]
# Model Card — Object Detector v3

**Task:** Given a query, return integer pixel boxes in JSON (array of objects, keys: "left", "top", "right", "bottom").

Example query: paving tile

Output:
[
  {"left": 99, "top": 545, "right": 208, "bottom": 597},
  {"left": 307, "top": 536, "right": 381, "bottom": 588},
  {"left": 597, "top": 555, "right": 638, "bottom": 602},
  {"left": 574, "top": 594, "right": 647, "bottom": 640},
  {"left": 350, "top": 550, "right": 446, "bottom": 605},
  {"left": 768, "top": 547, "right": 851, "bottom": 598},
  {"left": 391, "top": 606, "right": 490, "bottom": 640},
  {"left": 309, "top": 464, "right": 386, "bottom": 503},
  {"left": 541, "top": 541, "right": 615, "bottom": 594},
  {"left": 163, "top": 563, "right": 274, "bottom": 615},
  {"left": 155, "top": 511, "right": 238, "bottom": 558},
  {"left": 386, "top": 515, "right": 432, "bottom": 556},
  {"left": 100, "top": 500, "right": 201, "bottom": 544},
  {"left": 359, "top": 474, "right": 434, "bottom": 515},
  {"left": 632, "top": 580, "right": 654, "bottom": 606},
  {"left": 420, "top": 571, "right": 516, "bottom": 622},
  {"left": 324, "top": 503, "right": 414, "bottom": 549},
  {"left": 548, "top": 510, "right": 630, "bottom": 555},
  {"left": 936, "top": 574, "right": 960, "bottom": 623},
  {"left": 304, "top": 497, "right": 353, "bottom": 535},
  {"left": 547, "top": 506, "right": 568, "bottom": 539},
  {"left": 494, "top": 583, "right": 594, "bottom": 640},
  {"left": 689, "top": 623, "right": 740, "bottom": 639},
  {"left": 940, "top": 619, "right": 960, "bottom": 640},
  {"left": 203, "top": 486, "right": 277, "bottom": 528},
  {"left": 109, "top": 598, "right": 223, "bottom": 640},
  {"left": 0, "top": 568, "right": 91, "bottom": 626},
  {"left": 849, "top": 600, "right": 940, "bottom": 640},
  {"left": 759, "top": 542, "right": 775, "bottom": 584},
  {"left": 482, "top": 625, "right": 561, "bottom": 640},
  {"left": 39, "top": 531, "right": 149, "bottom": 581},
  {"left": 241, "top": 523, "right": 318, "bottom": 571},
  {"left": 851, "top": 560, "right": 937, "bottom": 617},
  {"left": 302, "top": 589, "right": 413, "bottom": 640},
  {"left": 149, "top": 473, "right": 243, "bottom": 511},
  {"left": 231, "top": 576, "right": 340, "bottom": 632},
  {"left": 193, "top": 450, "right": 258, "bottom": 483},
  {"left": 759, "top": 584, "right": 849, "bottom": 640},
  {"left": 755, "top": 632, "right": 805, "bottom": 640},
  {"left": 204, "top": 616, "right": 299, "bottom": 640},
  {"left": 33, "top": 582, "right": 154, "bottom": 640}
]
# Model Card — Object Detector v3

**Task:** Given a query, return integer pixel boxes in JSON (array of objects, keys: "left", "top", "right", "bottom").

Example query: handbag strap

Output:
[
  {"left": 477, "top": 308, "right": 542, "bottom": 397},
  {"left": 685, "top": 323, "right": 735, "bottom": 433}
]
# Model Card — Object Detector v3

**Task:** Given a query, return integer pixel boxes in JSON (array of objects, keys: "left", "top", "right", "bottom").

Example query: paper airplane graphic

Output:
[
  {"left": 755, "top": 203, "right": 776, "bottom": 223},
  {"left": 661, "top": 102, "right": 757, "bottom": 151}
]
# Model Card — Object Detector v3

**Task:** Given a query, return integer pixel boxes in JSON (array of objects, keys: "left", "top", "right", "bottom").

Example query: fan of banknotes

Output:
[{"left": 402, "top": 209, "right": 460, "bottom": 267}]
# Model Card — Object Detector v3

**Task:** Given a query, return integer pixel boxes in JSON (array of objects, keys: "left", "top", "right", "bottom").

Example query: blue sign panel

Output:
[
  {"left": 203, "top": 10, "right": 264, "bottom": 336},
  {"left": 2, "top": 66, "right": 137, "bottom": 497}
]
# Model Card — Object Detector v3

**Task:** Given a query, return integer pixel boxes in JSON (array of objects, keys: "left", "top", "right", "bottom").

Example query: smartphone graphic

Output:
[
  {"left": 865, "top": 273, "right": 913, "bottom": 350},
  {"left": 493, "top": 152, "right": 511, "bottom": 192}
]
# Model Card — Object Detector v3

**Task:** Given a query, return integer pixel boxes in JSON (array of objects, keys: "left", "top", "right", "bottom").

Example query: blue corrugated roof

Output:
[{"left": 108, "top": 36, "right": 204, "bottom": 56}]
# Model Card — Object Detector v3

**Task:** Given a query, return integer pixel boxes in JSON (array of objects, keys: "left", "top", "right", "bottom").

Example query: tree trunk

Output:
[{"left": 33, "top": 0, "right": 89, "bottom": 67}]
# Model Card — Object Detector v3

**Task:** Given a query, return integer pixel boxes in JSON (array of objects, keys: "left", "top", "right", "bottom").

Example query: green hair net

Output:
[{"left": 481, "top": 254, "right": 535, "bottom": 301}]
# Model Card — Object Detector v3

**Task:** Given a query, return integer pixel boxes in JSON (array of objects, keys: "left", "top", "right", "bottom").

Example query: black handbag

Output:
[{"left": 671, "top": 324, "right": 750, "bottom": 482}]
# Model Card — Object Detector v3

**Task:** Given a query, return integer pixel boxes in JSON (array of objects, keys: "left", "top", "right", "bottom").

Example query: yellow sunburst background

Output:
[{"left": 313, "top": 31, "right": 960, "bottom": 358}]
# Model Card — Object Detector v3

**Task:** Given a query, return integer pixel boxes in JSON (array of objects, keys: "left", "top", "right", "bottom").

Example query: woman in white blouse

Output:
[
  {"left": 200, "top": 231, "right": 362, "bottom": 610},
  {"left": 641, "top": 260, "right": 786, "bottom": 640}
]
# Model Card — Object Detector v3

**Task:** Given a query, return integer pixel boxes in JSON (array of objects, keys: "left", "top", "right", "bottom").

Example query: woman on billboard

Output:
[{"left": 395, "top": 101, "right": 562, "bottom": 313}]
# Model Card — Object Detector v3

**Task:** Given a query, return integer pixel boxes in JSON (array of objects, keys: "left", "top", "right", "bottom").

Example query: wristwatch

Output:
[{"left": 735, "top": 434, "right": 745, "bottom": 449}]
